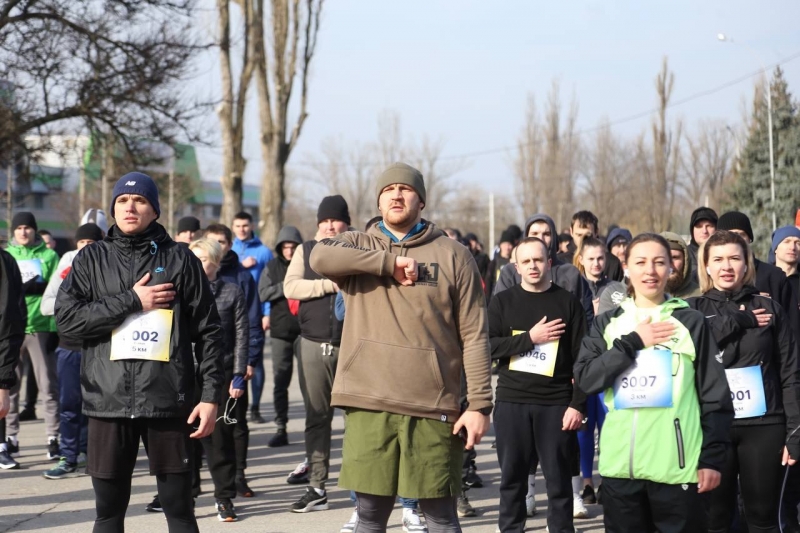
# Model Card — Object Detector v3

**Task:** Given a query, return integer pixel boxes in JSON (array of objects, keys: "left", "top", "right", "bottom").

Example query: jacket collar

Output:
[
  {"left": 106, "top": 222, "right": 170, "bottom": 255},
  {"left": 702, "top": 285, "right": 760, "bottom": 303}
]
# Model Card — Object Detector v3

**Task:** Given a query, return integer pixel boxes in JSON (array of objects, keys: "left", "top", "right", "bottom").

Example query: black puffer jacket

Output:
[
  {"left": 209, "top": 278, "right": 248, "bottom": 376},
  {"left": 687, "top": 286, "right": 800, "bottom": 458},
  {"left": 55, "top": 222, "right": 224, "bottom": 418}
]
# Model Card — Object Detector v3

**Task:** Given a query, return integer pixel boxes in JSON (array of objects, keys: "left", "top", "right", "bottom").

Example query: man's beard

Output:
[
  {"left": 384, "top": 205, "right": 419, "bottom": 228},
  {"left": 666, "top": 271, "right": 685, "bottom": 294}
]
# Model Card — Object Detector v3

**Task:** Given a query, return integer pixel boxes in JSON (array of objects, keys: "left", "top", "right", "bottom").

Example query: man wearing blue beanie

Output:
[
  {"left": 772, "top": 225, "right": 800, "bottom": 298},
  {"left": 56, "top": 172, "right": 224, "bottom": 531}
]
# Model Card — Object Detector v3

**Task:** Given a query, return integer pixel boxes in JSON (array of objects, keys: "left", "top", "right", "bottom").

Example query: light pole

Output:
[{"left": 718, "top": 33, "right": 776, "bottom": 232}]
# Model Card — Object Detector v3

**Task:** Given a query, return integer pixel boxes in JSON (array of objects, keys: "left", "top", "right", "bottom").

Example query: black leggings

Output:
[
  {"left": 353, "top": 493, "right": 461, "bottom": 533},
  {"left": 708, "top": 423, "right": 785, "bottom": 533},
  {"left": 92, "top": 473, "right": 198, "bottom": 533}
]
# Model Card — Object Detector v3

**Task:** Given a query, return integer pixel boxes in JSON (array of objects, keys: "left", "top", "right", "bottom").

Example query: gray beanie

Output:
[{"left": 375, "top": 163, "right": 426, "bottom": 205}]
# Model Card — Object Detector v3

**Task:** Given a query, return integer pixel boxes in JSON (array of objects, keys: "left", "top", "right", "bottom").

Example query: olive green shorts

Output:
[{"left": 338, "top": 408, "right": 463, "bottom": 499}]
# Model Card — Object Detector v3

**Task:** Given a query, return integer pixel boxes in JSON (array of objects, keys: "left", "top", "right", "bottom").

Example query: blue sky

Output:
[{"left": 192, "top": 0, "right": 800, "bottom": 197}]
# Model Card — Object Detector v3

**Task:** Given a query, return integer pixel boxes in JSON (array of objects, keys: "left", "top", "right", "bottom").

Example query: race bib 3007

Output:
[{"left": 613, "top": 348, "right": 673, "bottom": 409}]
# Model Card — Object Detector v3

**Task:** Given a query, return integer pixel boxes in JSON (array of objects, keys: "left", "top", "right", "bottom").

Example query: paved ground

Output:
[{"left": 0, "top": 344, "right": 606, "bottom": 532}]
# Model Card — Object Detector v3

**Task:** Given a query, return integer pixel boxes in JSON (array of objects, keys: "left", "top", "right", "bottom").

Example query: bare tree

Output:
[
  {"left": 681, "top": 120, "right": 735, "bottom": 212},
  {"left": 513, "top": 95, "right": 542, "bottom": 216},
  {"left": 0, "top": 0, "right": 204, "bottom": 160},
  {"left": 647, "top": 57, "right": 682, "bottom": 232},
  {"left": 579, "top": 119, "right": 632, "bottom": 227},
  {"left": 217, "top": 0, "right": 255, "bottom": 224},
  {"left": 251, "top": 0, "right": 323, "bottom": 244}
]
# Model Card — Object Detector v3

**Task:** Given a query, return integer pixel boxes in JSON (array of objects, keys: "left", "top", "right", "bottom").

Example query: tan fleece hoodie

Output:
[{"left": 309, "top": 222, "right": 493, "bottom": 422}]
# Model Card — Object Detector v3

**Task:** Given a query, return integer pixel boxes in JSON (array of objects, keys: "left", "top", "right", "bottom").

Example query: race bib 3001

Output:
[
  {"left": 613, "top": 348, "right": 673, "bottom": 409},
  {"left": 725, "top": 366, "right": 767, "bottom": 419},
  {"left": 509, "top": 332, "right": 558, "bottom": 377},
  {"left": 110, "top": 309, "right": 173, "bottom": 362}
]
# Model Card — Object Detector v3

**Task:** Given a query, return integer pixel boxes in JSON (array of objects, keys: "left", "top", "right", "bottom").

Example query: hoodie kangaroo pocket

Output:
[{"left": 340, "top": 339, "right": 446, "bottom": 409}]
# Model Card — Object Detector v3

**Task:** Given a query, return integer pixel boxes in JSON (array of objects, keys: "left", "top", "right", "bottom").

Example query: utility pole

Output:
[
  {"left": 79, "top": 148, "right": 86, "bottom": 218},
  {"left": 6, "top": 162, "right": 12, "bottom": 243},
  {"left": 488, "top": 193, "right": 495, "bottom": 257}
]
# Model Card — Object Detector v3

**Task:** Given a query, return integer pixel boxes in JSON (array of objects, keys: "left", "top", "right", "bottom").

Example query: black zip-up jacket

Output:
[
  {"left": 0, "top": 249, "right": 26, "bottom": 389},
  {"left": 209, "top": 278, "right": 248, "bottom": 377},
  {"left": 55, "top": 222, "right": 224, "bottom": 418},
  {"left": 260, "top": 255, "right": 301, "bottom": 341},
  {"left": 687, "top": 286, "right": 800, "bottom": 458}
]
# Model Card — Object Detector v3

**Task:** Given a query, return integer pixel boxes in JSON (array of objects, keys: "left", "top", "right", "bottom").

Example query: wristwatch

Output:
[{"left": 477, "top": 406, "right": 493, "bottom": 416}]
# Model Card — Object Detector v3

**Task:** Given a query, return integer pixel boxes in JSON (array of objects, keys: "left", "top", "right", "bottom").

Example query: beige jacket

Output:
[
  {"left": 309, "top": 222, "right": 493, "bottom": 422},
  {"left": 284, "top": 239, "right": 337, "bottom": 301}
]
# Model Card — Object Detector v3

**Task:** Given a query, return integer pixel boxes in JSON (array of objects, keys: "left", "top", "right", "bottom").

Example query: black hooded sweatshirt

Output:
[
  {"left": 259, "top": 226, "right": 303, "bottom": 341},
  {"left": 687, "top": 286, "right": 800, "bottom": 458}
]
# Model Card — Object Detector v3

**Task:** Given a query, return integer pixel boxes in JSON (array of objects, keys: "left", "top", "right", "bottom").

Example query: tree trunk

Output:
[{"left": 258, "top": 142, "right": 286, "bottom": 245}]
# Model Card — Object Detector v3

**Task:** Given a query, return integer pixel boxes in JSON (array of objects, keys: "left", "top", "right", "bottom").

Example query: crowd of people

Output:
[{"left": 0, "top": 164, "right": 800, "bottom": 533}]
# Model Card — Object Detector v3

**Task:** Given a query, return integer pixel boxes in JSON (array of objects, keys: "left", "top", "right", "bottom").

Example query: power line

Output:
[{"left": 435, "top": 49, "right": 800, "bottom": 162}]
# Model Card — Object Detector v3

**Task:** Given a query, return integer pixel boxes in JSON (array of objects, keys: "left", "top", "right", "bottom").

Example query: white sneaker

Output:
[
  {"left": 402, "top": 507, "right": 428, "bottom": 532},
  {"left": 525, "top": 495, "right": 537, "bottom": 517},
  {"left": 573, "top": 492, "right": 589, "bottom": 518},
  {"left": 340, "top": 508, "right": 358, "bottom": 532}
]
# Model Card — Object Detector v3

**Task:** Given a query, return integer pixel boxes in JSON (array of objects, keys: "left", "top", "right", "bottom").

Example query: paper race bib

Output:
[
  {"left": 725, "top": 366, "right": 767, "bottom": 419},
  {"left": 110, "top": 309, "right": 173, "bottom": 362},
  {"left": 509, "top": 331, "right": 558, "bottom": 377},
  {"left": 17, "top": 258, "right": 43, "bottom": 283},
  {"left": 613, "top": 348, "right": 673, "bottom": 409}
]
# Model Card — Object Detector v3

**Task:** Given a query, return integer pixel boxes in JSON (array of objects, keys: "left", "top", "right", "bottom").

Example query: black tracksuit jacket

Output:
[{"left": 55, "top": 222, "right": 224, "bottom": 418}]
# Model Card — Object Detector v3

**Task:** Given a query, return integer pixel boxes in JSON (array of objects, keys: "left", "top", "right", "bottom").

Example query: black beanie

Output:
[
  {"left": 317, "top": 195, "right": 350, "bottom": 225},
  {"left": 177, "top": 216, "right": 201, "bottom": 234},
  {"left": 499, "top": 229, "right": 514, "bottom": 245},
  {"left": 12, "top": 211, "right": 37, "bottom": 232},
  {"left": 75, "top": 223, "right": 103, "bottom": 243},
  {"left": 717, "top": 211, "right": 754, "bottom": 242}
]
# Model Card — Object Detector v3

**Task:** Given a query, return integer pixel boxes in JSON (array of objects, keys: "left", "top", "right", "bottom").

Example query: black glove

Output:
[{"left": 22, "top": 277, "right": 47, "bottom": 295}]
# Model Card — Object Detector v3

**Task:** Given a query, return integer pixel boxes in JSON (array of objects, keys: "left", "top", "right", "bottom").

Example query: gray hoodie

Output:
[{"left": 493, "top": 213, "right": 594, "bottom": 324}]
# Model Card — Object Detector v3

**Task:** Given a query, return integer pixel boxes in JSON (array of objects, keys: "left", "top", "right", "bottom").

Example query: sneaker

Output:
[
  {"left": 77, "top": 452, "right": 87, "bottom": 469},
  {"left": 573, "top": 492, "right": 589, "bottom": 518},
  {"left": 581, "top": 484, "right": 596, "bottom": 504},
  {"left": 290, "top": 487, "right": 328, "bottom": 513},
  {"left": 43, "top": 458, "right": 80, "bottom": 479},
  {"left": 268, "top": 428, "right": 289, "bottom": 448},
  {"left": 47, "top": 437, "right": 59, "bottom": 461},
  {"left": 402, "top": 508, "right": 428, "bottom": 532},
  {"left": 596, "top": 483, "right": 603, "bottom": 505},
  {"left": 286, "top": 461, "right": 309, "bottom": 485},
  {"left": 340, "top": 508, "right": 358, "bottom": 532},
  {"left": 6, "top": 438, "right": 19, "bottom": 458},
  {"left": 0, "top": 449, "right": 20, "bottom": 470},
  {"left": 525, "top": 495, "right": 537, "bottom": 517},
  {"left": 215, "top": 498, "right": 238, "bottom": 522},
  {"left": 236, "top": 475, "right": 254, "bottom": 498},
  {"left": 249, "top": 407, "right": 266, "bottom": 424},
  {"left": 19, "top": 407, "right": 37, "bottom": 421},
  {"left": 463, "top": 464, "right": 483, "bottom": 488},
  {"left": 146, "top": 494, "right": 163, "bottom": 513},
  {"left": 457, "top": 491, "right": 476, "bottom": 518}
]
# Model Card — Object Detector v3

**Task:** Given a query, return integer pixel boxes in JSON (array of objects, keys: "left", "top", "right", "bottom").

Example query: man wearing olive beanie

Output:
[
  {"left": 716, "top": 211, "right": 800, "bottom": 342},
  {"left": 309, "top": 162, "right": 492, "bottom": 530}
]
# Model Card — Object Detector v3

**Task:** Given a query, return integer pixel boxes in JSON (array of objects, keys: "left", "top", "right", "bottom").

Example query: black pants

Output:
[
  {"left": 602, "top": 477, "right": 706, "bottom": 533},
  {"left": 782, "top": 463, "right": 800, "bottom": 528},
  {"left": 201, "top": 376, "right": 244, "bottom": 500},
  {"left": 271, "top": 336, "right": 298, "bottom": 429},
  {"left": 709, "top": 423, "right": 785, "bottom": 533},
  {"left": 232, "top": 381, "right": 249, "bottom": 472},
  {"left": 494, "top": 401, "right": 576, "bottom": 533},
  {"left": 93, "top": 474, "right": 198, "bottom": 533}
]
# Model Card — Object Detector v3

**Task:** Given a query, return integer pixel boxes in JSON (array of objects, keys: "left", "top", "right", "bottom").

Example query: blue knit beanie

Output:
[
  {"left": 110, "top": 172, "right": 160, "bottom": 217},
  {"left": 769, "top": 225, "right": 800, "bottom": 264}
]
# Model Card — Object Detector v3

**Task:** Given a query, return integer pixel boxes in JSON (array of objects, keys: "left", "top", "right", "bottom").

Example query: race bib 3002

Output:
[
  {"left": 509, "top": 332, "right": 558, "bottom": 377},
  {"left": 613, "top": 348, "right": 673, "bottom": 409},
  {"left": 725, "top": 366, "right": 767, "bottom": 419},
  {"left": 110, "top": 309, "right": 173, "bottom": 362}
]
